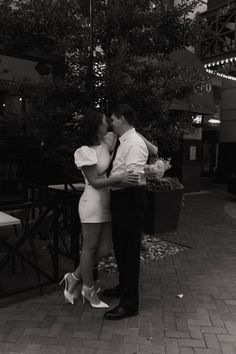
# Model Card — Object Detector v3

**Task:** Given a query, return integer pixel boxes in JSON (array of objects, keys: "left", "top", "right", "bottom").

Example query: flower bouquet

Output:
[{"left": 144, "top": 157, "right": 183, "bottom": 191}]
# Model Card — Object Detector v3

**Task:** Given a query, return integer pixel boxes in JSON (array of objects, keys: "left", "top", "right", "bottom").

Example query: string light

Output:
[
  {"left": 204, "top": 56, "right": 236, "bottom": 69},
  {"left": 206, "top": 68, "right": 236, "bottom": 81},
  {"left": 208, "top": 118, "right": 221, "bottom": 124}
]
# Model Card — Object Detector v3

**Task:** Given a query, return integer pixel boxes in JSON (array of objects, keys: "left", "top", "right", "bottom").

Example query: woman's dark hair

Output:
[
  {"left": 112, "top": 103, "right": 136, "bottom": 125},
  {"left": 78, "top": 110, "right": 104, "bottom": 146}
]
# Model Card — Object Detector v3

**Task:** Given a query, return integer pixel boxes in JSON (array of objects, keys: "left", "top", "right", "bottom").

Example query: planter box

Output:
[{"left": 143, "top": 189, "right": 183, "bottom": 234}]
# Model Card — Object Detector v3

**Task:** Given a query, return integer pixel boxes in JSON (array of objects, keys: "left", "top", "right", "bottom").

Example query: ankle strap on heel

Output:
[{"left": 72, "top": 273, "right": 80, "bottom": 281}]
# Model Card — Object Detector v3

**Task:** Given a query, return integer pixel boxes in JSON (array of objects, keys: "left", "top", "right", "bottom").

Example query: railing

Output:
[
  {"left": 197, "top": 1, "right": 236, "bottom": 62},
  {"left": 0, "top": 183, "right": 83, "bottom": 298}
]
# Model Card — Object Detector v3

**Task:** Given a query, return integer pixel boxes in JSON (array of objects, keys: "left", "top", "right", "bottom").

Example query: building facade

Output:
[{"left": 198, "top": 0, "right": 236, "bottom": 182}]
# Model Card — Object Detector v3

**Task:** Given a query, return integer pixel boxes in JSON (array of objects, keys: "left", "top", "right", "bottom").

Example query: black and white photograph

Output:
[{"left": 0, "top": 0, "right": 236, "bottom": 353}]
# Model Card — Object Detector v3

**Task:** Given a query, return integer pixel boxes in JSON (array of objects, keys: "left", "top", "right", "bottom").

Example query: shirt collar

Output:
[{"left": 119, "top": 128, "right": 135, "bottom": 143}]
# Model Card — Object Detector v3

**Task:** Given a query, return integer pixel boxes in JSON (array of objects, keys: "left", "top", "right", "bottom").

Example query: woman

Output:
[{"left": 60, "top": 110, "right": 158, "bottom": 308}]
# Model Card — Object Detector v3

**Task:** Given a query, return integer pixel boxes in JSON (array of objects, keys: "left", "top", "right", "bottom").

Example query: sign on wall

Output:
[{"left": 190, "top": 146, "right": 197, "bottom": 161}]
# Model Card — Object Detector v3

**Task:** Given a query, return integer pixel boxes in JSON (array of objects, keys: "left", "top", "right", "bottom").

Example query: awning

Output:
[{"left": 169, "top": 49, "right": 215, "bottom": 115}]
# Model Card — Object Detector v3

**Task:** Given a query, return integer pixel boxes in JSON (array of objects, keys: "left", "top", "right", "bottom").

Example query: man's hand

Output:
[{"left": 120, "top": 171, "right": 141, "bottom": 185}]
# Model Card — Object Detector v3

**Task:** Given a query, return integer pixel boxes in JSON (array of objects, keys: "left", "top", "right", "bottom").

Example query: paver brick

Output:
[
  {"left": 194, "top": 350, "right": 222, "bottom": 354},
  {"left": 151, "top": 344, "right": 165, "bottom": 354},
  {"left": 0, "top": 324, "right": 14, "bottom": 335},
  {"left": 23, "top": 343, "right": 41, "bottom": 354},
  {"left": 187, "top": 319, "right": 212, "bottom": 327},
  {"left": 209, "top": 315, "right": 224, "bottom": 327},
  {"left": 225, "top": 321, "right": 236, "bottom": 334},
  {"left": 176, "top": 313, "right": 199, "bottom": 320},
  {"left": 56, "top": 317, "right": 79, "bottom": 324},
  {"left": 140, "top": 343, "right": 159, "bottom": 353},
  {"left": 204, "top": 333, "right": 221, "bottom": 350},
  {"left": 0, "top": 342, "right": 27, "bottom": 352},
  {"left": 176, "top": 319, "right": 189, "bottom": 331},
  {"left": 224, "top": 300, "right": 236, "bottom": 306},
  {"left": 165, "top": 338, "right": 179, "bottom": 354},
  {"left": 39, "top": 316, "right": 57, "bottom": 329},
  {"left": 220, "top": 343, "right": 236, "bottom": 354},
  {"left": 138, "top": 321, "right": 152, "bottom": 337},
  {"left": 217, "top": 334, "right": 236, "bottom": 343},
  {"left": 23, "top": 328, "right": 49, "bottom": 337},
  {"left": 180, "top": 348, "right": 194, "bottom": 354},
  {"left": 38, "top": 345, "right": 66, "bottom": 354},
  {"left": 165, "top": 330, "right": 190, "bottom": 339},
  {"left": 201, "top": 326, "right": 227, "bottom": 335},
  {"left": 31, "top": 311, "right": 48, "bottom": 322},
  {"left": 81, "top": 338, "right": 108, "bottom": 350},
  {"left": 197, "top": 309, "right": 211, "bottom": 321},
  {"left": 47, "top": 322, "right": 64, "bottom": 337},
  {"left": 177, "top": 338, "right": 206, "bottom": 348},
  {"left": 98, "top": 327, "right": 113, "bottom": 341},
  {"left": 3, "top": 327, "right": 24, "bottom": 343},
  {"left": 165, "top": 306, "right": 186, "bottom": 313},
  {"left": 73, "top": 330, "right": 98, "bottom": 339},
  {"left": 125, "top": 334, "right": 152, "bottom": 345},
  {"left": 114, "top": 327, "right": 138, "bottom": 336},
  {"left": 150, "top": 328, "right": 165, "bottom": 344},
  {"left": 188, "top": 326, "right": 204, "bottom": 340}
]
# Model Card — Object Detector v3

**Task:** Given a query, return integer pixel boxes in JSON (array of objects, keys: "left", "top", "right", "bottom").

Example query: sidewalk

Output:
[{"left": 0, "top": 185, "right": 236, "bottom": 353}]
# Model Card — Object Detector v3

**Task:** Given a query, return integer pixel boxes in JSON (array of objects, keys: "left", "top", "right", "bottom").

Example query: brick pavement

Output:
[{"left": 0, "top": 185, "right": 236, "bottom": 353}]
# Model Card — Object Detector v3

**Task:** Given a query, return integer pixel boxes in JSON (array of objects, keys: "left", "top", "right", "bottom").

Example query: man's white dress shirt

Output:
[{"left": 110, "top": 128, "right": 148, "bottom": 190}]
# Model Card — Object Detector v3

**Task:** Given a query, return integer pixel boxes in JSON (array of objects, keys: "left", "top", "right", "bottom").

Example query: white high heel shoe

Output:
[
  {"left": 71, "top": 273, "right": 80, "bottom": 299},
  {"left": 81, "top": 284, "right": 109, "bottom": 309},
  {"left": 59, "top": 273, "right": 78, "bottom": 304}
]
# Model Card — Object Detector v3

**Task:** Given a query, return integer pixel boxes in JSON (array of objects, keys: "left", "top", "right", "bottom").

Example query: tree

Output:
[
  {"left": 67, "top": 0, "right": 207, "bottom": 154},
  {"left": 0, "top": 0, "right": 207, "bottom": 158},
  {"left": 0, "top": 0, "right": 90, "bottom": 165},
  {"left": 89, "top": 0, "right": 207, "bottom": 154}
]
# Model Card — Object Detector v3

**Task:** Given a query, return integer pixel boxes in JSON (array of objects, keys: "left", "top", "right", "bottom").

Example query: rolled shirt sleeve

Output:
[{"left": 125, "top": 144, "right": 148, "bottom": 175}]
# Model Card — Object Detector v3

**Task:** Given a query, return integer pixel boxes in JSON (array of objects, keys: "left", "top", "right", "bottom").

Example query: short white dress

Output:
[{"left": 74, "top": 133, "right": 116, "bottom": 223}]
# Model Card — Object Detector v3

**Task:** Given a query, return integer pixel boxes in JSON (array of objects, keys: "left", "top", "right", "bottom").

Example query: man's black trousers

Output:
[{"left": 111, "top": 187, "right": 147, "bottom": 311}]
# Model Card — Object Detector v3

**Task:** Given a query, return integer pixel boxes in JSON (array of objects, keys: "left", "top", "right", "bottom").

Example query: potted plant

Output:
[{"left": 143, "top": 158, "right": 184, "bottom": 234}]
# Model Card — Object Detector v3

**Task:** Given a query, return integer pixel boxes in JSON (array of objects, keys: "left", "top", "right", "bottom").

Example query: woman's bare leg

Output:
[
  {"left": 94, "top": 222, "right": 113, "bottom": 262},
  {"left": 79, "top": 223, "right": 103, "bottom": 287},
  {"left": 67, "top": 222, "right": 112, "bottom": 293}
]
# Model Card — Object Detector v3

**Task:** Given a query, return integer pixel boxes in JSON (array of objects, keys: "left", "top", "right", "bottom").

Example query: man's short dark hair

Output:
[{"left": 112, "top": 104, "right": 136, "bottom": 125}]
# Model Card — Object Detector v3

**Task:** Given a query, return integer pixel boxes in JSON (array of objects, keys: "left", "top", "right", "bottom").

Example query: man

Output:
[{"left": 103, "top": 104, "right": 149, "bottom": 320}]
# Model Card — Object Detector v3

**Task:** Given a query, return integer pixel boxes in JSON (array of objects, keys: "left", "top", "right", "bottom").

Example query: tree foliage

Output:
[{"left": 0, "top": 0, "right": 206, "bottom": 156}]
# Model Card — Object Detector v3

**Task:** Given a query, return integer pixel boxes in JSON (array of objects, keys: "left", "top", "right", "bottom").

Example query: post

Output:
[
  {"left": 89, "top": 0, "right": 94, "bottom": 107},
  {"left": 22, "top": 97, "right": 27, "bottom": 135}
]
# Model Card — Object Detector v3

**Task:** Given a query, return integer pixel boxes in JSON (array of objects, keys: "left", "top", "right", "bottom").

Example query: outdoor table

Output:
[
  {"left": 0, "top": 211, "right": 22, "bottom": 297},
  {"left": 0, "top": 211, "right": 21, "bottom": 227},
  {"left": 48, "top": 183, "right": 85, "bottom": 192},
  {"left": 0, "top": 201, "right": 58, "bottom": 297},
  {"left": 0, "top": 184, "right": 83, "bottom": 298}
]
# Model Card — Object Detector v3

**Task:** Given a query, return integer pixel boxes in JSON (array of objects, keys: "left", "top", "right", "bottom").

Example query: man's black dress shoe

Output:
[
  {"left": 104, "top": 305, "right": 138, "bottom": 320},
  {"left": 102, "top": 286, "right": 121, "bottom": 298}
]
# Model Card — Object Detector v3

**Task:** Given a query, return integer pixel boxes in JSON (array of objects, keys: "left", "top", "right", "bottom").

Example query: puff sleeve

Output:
[
  {"left": 74, "top": 146, "right": 98, "bottom": 169},
  {"left": 103, "top": 132, "right": 117, "bottom": 153}
]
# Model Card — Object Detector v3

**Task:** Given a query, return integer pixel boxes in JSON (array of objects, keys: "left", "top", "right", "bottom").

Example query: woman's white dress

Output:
[{"left": 74, "top": 133, "right": 115, "bottom": 223}]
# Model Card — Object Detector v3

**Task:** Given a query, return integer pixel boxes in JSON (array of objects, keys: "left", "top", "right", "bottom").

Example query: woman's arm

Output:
[
  {"left": 138, "top": 133, "right": 158, "bottom": 156},
  {"left": 103, "top": 132, "right": 117, "bottom": 153},
  {"left": 82, "top": 165, "right": 139, "bottom": 189}
]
